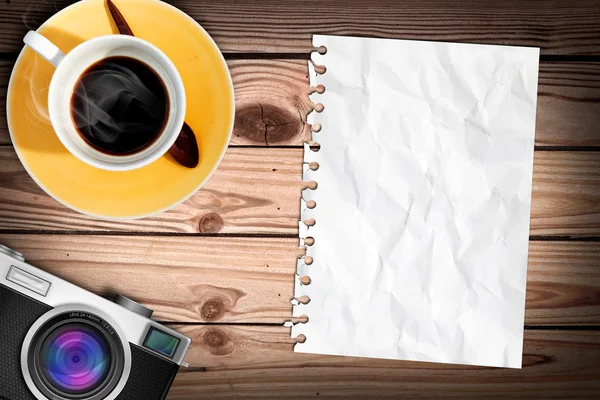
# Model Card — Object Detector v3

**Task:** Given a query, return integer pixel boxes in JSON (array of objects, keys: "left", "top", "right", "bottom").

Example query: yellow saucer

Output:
[{"left": 7, "top": 0, "right": 234, "bottom": 219}]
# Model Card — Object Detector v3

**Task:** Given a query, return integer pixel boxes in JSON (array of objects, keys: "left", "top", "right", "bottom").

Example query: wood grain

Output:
[
  {"left": 0, "top": 59, "right": 312, "bottom": 146},
  {"left": 165, "top": 326, "right": 600, "bottom": 399},
  {"left": 526, "top": 241, "right": 600, "bottom": 326},
  {"left": 1, "top": 1, "right": 599, "bottom": 396},
  {"left": 230, "top": 59, "right": 311, "bottom": 146},
  {"left": 0, "top": 235, "right": 598, "bottom": 326},
  {"left": 0, "top": 60, "right": 9, "bottom": 137},
  {"left": 2, "top": 60, "right": 599, "bottom": 146},
  {"left": 0, "top": 146, "right": 304, "bottom": 233},
  {"left": 536, "top": 62, "right": 600, "bottom": 147},
  {"left": 531, "top": 151, "right": 600, "bottom": 236},
  {"left": 1, "top": 0, "right": 600, "bottom": 55},
  {"left": 0, "top": 235, "right": 302, "bottom": 323},
  {"left": 1, "top": 147, "right": 600, "bottom": 236}
]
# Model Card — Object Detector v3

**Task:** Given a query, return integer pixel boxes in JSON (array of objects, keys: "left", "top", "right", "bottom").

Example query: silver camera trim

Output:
[{"left": 21, "top": 304, "right": 132, "bottom": 400}]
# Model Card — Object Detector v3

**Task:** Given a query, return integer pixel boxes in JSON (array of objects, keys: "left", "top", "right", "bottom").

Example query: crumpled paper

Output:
[{"left": 292, "top": 35, "right": 540, "bottom": 368}]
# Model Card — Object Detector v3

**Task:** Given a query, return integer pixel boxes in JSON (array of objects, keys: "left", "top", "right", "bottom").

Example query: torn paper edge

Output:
[{"left": 288, "top": 42, "right": 328, "bottom": 346}]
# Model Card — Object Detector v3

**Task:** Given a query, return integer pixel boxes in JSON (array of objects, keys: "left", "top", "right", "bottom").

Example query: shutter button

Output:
[
  {"left": 114, "top": 294, "right": 154, "bottom": 318},
  {"left": 0, "top": 244, "right": 25, "bottom": 262}
]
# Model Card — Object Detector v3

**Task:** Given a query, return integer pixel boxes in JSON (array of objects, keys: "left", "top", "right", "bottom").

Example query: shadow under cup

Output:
[{"left": 48, "top": 34, "right": 186, "bottom": 171}]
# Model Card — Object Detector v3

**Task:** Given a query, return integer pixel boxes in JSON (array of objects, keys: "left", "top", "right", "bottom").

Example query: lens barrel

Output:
[{"left": 26, "top": 312, "right": 125, "bottom": 400}]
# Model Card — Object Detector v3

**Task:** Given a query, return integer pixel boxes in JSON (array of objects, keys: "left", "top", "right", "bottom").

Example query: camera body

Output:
[{"left": 0, "top": 245, "right": 191, "bottom": 400}]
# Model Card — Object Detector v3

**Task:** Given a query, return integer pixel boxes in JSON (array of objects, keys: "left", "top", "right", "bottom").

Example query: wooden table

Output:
[{"left": 1, "top": 0, "right": 600, "bottom": 398}]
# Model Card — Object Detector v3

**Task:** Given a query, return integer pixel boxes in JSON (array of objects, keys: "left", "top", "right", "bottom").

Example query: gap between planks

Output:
[
  {"left": 2, "top": 144, "right": 600, "bottom": 151},
  {"left": 1, "top": 231, "right": 600, "bottom": 242},
  {"left": 0, "top": 52, "right": 598, "bottom": 62},
  {"left": 161, "top": 322, "right": 600, "bottom": 331}
]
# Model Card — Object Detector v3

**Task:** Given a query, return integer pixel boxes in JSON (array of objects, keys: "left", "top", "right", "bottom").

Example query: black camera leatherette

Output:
[
  {"left": 0, "top": 285, "right": 180, "bottom": 400},
  {"left": 116, "top": 345, "right": 180, "bottom": 400},
  {"left": 0, "top": 284, "right": 51, "bottom": 400}
]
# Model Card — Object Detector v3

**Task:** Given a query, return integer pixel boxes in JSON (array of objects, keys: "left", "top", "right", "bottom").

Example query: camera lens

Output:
[
  {"left": 24, "top": 310, "right": 128, "bottom": 400},
  {"left": 39, "top": 322, "right": 111, "bottom": 394}
]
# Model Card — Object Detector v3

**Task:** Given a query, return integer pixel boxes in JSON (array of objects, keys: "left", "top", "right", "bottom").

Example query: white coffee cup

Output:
[{"left": 23, "top": 31, "right": 186, "bottom": 171}]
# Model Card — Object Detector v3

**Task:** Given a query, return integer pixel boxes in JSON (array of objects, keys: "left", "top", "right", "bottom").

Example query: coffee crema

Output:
[{"left": 70, "top": 56, "right": 169, "bottom": 156}]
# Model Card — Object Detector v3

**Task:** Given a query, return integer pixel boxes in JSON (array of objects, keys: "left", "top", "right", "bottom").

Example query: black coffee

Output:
[{"left": 71, "top": 56, "right": 169, "bottom": 155}]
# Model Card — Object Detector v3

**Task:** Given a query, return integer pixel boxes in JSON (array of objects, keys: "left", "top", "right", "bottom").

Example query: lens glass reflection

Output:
[{"left": 39, "top": 322, "right": 111, "bottom": 394}]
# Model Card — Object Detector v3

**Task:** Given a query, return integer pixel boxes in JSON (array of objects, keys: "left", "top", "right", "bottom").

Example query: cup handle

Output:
[{"left": 23, "top": 30, "right": 65, "bottom": 67}]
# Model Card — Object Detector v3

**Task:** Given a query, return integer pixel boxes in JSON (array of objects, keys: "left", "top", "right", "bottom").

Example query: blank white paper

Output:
[{"left": 292, "top": 35, "right": 540, "bottom": 368}]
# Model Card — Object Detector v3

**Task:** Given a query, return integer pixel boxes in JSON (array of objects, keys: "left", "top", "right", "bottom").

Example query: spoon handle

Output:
[{"left": 107, "top": 0, "right": 134, "bottom": 36}]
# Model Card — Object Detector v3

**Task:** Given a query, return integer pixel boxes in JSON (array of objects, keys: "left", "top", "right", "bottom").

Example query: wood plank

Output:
[
  {"left": 536, "top": 62, "right": 600, "bottom": 147},
  {"left": 0, "top": 59, "right": 312, "bottom": 146},
  {"left": 1, "top": 60, "right": 599, "bottom": 146},
  {"left": 0, "top": 235, "right": 302, "bottom": 324},
  {"left": 1, "top": 0, "right": 600, "bottom": 55},
  {"left": 0, "top": 146, "right": 304, "bottom": 233},
  {"left": 0, "top": 235, "right": 598, "bottom": 326},
  {"left": 526, "top": 241, "right": 600, "bottom": 326},
  {"left": 172, "top": 326, "right": 600, "bottom": 399},
  {"left": 531, "top": 151, "right": 600, "bottom": 236},
  {"left": 1, "top": 148, "right": 600, "bottom": 236}
]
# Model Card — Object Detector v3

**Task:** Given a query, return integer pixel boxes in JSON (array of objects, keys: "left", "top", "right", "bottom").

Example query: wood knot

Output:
[
  {"left": 200, "top": 298, "right": 226, "bottom": 321},
  {"left": 234, "top": 103, "right": 304, "bottom": 145},
  {"left": 202, "top": 328, "right": 234, "bottom": 356},
  {"left": 193, "top": 284, "right": 246, "bottom": 322},
  {"left": 522, "top": 353, "right": 556, "bottom": 367},
  {"left": 234, "top": 103, "right": 265, "bottom": 144},
  {"left": 199, "top": 213, "right": 224, "bottom": 233}
]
